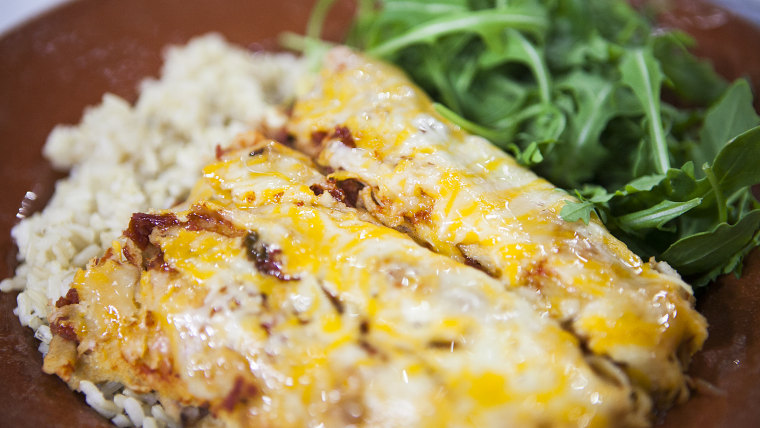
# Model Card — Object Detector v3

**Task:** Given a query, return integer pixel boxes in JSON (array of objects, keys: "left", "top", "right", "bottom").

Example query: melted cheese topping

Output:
[
  {"left": 44, "top": 138, "right": 652, "bottom": 427},
  {"left": 288, "top": 47, "right": 707, "bottom": 408}
]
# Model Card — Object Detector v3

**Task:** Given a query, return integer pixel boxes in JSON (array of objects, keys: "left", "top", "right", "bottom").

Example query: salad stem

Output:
[{"left": 368, "top": 10, "right": 546, "bottom": 58}]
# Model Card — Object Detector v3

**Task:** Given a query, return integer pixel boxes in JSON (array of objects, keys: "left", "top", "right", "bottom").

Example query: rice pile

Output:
[{"left": 0, "top": 34, "right": 305, "bottom": 427}]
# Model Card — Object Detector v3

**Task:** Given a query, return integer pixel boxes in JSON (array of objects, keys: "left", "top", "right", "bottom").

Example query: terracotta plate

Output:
[{"left": 0, "top": 1, "right": 758, "bottom": 427}]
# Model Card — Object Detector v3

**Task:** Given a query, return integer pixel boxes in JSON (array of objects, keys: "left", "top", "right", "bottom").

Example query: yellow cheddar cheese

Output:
[
  {"left": 288, "top": 48, "right": 707, "bottom": 409},
  {"left": 44, "top": 136, "right": 652, "bottom": 427}
]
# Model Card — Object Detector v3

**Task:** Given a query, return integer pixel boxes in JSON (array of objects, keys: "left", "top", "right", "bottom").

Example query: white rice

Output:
[{"left": 0, "top": 34, "right": 305, "bottom": 427}]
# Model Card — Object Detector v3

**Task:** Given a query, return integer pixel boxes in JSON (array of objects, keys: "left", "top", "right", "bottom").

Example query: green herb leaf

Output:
[
  {"left": 619, "top": 47, "right": 670, "bottom": 175},
  {"left": 366, "top": 7, "right": 547, "bottom": 58},
  {"left": 662, "top": 210, "right": 760, "bottom": 280},
  {"left": 709, "top": 125, "right": 760, "bottom": 198},
  {"left": 560, "top": 200, "right": 596, "bottom": 225},
  {"left": 623, "top": 174, "right": 665, "bottom": 194},
  {"left": 617, "top": 197, "right": 702, "bottom": 232},
  {"left": 547, "top": 73, "right": 623, "bottom": 186},
  {"left": 696, "top": 80, "right": 760, "bottom": 171},
  {"left": 652, "top": 31, "right": 728, "bottom": 105}
]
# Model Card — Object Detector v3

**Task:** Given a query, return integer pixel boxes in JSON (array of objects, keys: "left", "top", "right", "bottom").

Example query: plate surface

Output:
[{"left": 0, "top": 1, "right": 757, "bottom": 427}]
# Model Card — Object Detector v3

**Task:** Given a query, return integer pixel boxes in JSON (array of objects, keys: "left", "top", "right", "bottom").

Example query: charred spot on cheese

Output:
[
  {"left": 243, "top": 231, "right": 299, "bottom": 281},
  {"left": 215, "top": 144, "right": 225, "bottom": 160},
  {"left": 309, "top": 178, "right": 365, "bottom": 208},
  {"left": 335, "top": 178, "right": 365, "bottom": 208},
  {"left": 122, "top": 242, "right": 141, "bottom": 266},
  {"left": 122, "top": 227, "right": 171, "bottom": 272},
  {"left": 403, "top": 206, "right": 432, "bottom": 226},
  {"left": 428, "top": 339, "right": 460, "bottom": 351},
  {"left": 144, "top": 311, "right": 157, "bottom": 329},
  {"left": 249, "top": 148, "right": 265, "bottom": 157},
  {"left": 401, "top": 190, "right": 434, "bottom": 226},
  {"left": 307, "top": 125, "right": 354, "bottom": 153},
  {"left": 332, "top": 125, "right": 355, "bottom": 148},
  {"left": 456, "top": 244, "right": 501, "bottom": 279},
  {"left": 55, "top": 288, "right": 79, "bottom": 308},
  {"left": 263, "top": 125, "right": 290, "bottom": 146},
  {"left": 359, "top": 338, "right": 380, "bottom": 357},
  {"left": 125, "top": 213, "right": 180, "bottom": 250},
  {"left": 320, "top": 283, "right": 344, "bottom": 314},
  {"left": 309, "top": 183, "right": 326, "bottom": 197},
  {"left": 310, "top": 130, "right": 328, "bottom": 148},
  {"left": 143, "top": 244, "right": 173, "bottom": 272},
  {"left": 522, "top": 258, "right": 551, "bottom": 291},
  {"left": 184, "top": 205, "right": 244, "bottom": 238},
  {"left": 220, "top": 377, "right": 259, "bottom": 412},
  {"left": 259, "top": 321, "right": 273, "bottom": 337},
  {"left": 359, "top": 319, "right": 370, "bottom": 335},
  {"left": 50, "top": 319, "right": 78, "bottom": 343},
  {"left": 95, "top": 246, "right": 116, "bottom": 265},
  {"left": 326, "top": 179, "right": 348, "bottom": 205}
]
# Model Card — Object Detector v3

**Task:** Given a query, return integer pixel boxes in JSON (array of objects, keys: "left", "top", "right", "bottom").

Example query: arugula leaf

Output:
[
  {"left": 652, "top": 31, "right": 728, "bottom": 105},
  {"left": 699, "top": 86, "right": 760, "bottom": 181},
  {"left": 662, "top": 210, "right": 760, "bottom": 280},
  {"left": 619, "top": 48, "right": 670, "bottom": 175},
  {"left": 624, "top": 174, "right": 665, "bottom": 194},
  {"left": 560, "top": 200, "right": 596, "bottom": 224},
  {"left": 547, "top": 73, "right": 622, "bottom": 186},
  {"left": 617, "top": 198, "right": 702, "bottom": 232},
  {"left": 478, "top": 29, "right": 551, "bottom": 99},
  {"left": 712, "top": 117, "right": 760, "bottom": 201},
  {"left": 366, "top": 7, "right": 547, "bottom": 57}
]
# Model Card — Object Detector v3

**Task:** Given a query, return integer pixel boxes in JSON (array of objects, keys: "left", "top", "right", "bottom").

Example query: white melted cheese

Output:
[
  {"left": 153, "top": 201, "right": 645, "bottom": 427},
  {"left": 48, "top": 139, "right": 655, "bottom": 427},
  {"left": 288, "top": 47, "right": 708, "bottom": 409},
  {"left": 180, "top": 141, "right": 654, "bottom": 426}
]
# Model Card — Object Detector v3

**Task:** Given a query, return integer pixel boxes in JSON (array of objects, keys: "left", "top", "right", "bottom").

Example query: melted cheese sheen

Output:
[
  {"left": 288, "top": 48, "right": 708, "bottom": 409},
  {"left": 44, "top": 137, "right": 651, "bottom": 427}
]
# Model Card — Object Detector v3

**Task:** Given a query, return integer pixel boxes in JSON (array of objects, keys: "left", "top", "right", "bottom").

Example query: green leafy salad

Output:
[{"left": 287, "top": 0, "right": 760, "bottom": 287}]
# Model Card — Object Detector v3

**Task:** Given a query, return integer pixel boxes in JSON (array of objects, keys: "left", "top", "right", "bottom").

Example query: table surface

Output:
[{"left": 3, "top": 0, "right": 760, "bottom": 36}]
